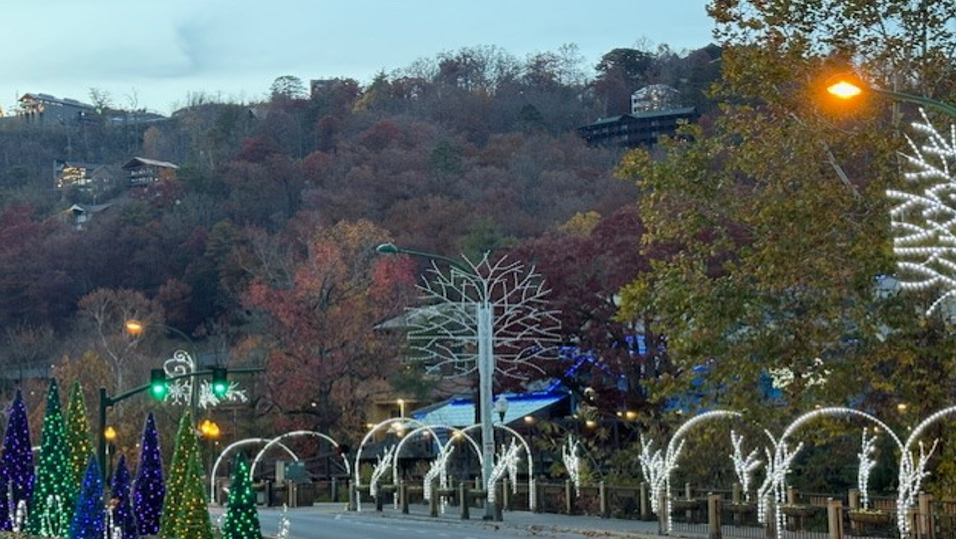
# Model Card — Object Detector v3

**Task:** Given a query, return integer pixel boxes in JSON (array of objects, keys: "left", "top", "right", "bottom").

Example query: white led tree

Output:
[
  {"left": 887, "top": 109, "right": 956, "bottom": 316},
  {"left": 398, "top": 248, "right": 561, "bottom": 519}
]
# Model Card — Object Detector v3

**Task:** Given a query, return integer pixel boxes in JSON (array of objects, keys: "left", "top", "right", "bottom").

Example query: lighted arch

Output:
[
  {"left": 209, "top": 437, "right": 298, "bottom": 503},
  {"left": 771, "top": 407, "right": 903, "bottom": 539},
  {"left": 391, "top": 425, "right": 481, "bottom": 487},
  {"left": 461, "top": 423, "right": 537, "bottom": 511},
  {"left": 353, "top": 417, "right": 436, "bottom": 511},
  {"left": 251, "top": 430, "right": 349, "bottom": 480}
]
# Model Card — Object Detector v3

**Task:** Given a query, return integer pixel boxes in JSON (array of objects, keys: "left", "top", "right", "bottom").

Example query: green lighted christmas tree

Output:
[
  {"left": 158, "top": 411, "right": 198, "bottom": 538},
  {"left": 27, "top": 378, "right": 77, "bottom": 537},
  {"left": 221, "top": 453, "right": 262, "bottom": 539},
  {"left": 171, "top": 452, "right": 213, "bottom": 539},
  {"left": 65, "top": 381, "right": 95, "bottom": 490}
]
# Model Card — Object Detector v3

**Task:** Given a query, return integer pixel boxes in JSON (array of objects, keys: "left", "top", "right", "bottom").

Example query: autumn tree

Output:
[
  {"left": 508, "top": 206, "right": 665, "bottom": 419},
  {"left": 618, "top": 0, "right": 956, "bottom": 432},
  {"left": 76, "top": 288, "right": 164, "bottom": 390},
  {"left": 242, "top": 216, "right": 416, "bottom": 438}
]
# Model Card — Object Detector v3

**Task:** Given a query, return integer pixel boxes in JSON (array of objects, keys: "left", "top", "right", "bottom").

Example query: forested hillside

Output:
[{"left": 0, "top": 43, "right": 719, "bottom": 439}]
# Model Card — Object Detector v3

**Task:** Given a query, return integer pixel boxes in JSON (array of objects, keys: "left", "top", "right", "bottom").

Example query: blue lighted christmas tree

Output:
[
  {"left": 0, "top": 389, "right": 34, "bottom": 531},
  {"left": 68, "top": 457, "right": 104, "bottom": 539},
  {"left": 27, "top": 378, "right": 76, "bottom": 537},
  {"left": 110, "top": 455, "right": 137, "bottom": 539},
  {"left": 132, "top": 412, "right": 164, "bottom": 536},
  {"left": 222, "top": 453, "right": 262, "bottom": 539}
]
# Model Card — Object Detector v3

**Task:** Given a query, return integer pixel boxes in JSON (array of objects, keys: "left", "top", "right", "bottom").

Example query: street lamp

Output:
[
  {"left": 104, "top": 426, "right": 117, "bottom": 485},
  {"left": 825, "top": 72, "right": 956, "bottom": 119},
  {"left": 377, "top": 242, "right": 498, "bottom": 520},
  {"left": 494, "top": 395, "right": 509, "bottom": 423}
]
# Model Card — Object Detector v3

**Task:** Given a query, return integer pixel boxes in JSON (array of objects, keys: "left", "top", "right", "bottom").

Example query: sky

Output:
[{"left": 1, "top": 1, "right": 715, "bottom": 116}]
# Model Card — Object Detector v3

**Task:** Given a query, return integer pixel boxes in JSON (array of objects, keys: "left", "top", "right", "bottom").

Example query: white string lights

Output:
[
  {"left": 888, "top": 109, "right": 956, "bottom": 315},
  {"left": 730, "top": 431, "right": 762, "bottom": 502},
  {"left": 562, "top": 437, "right": 582, "bottom": 496},
  {"left": 857, "top": 429, "right": 878, "bottom": 510}
]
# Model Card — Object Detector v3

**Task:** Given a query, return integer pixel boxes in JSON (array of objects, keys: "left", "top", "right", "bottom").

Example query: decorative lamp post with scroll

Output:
[{"left": 376, "top": 243, "right": 561, "bottom": 520}]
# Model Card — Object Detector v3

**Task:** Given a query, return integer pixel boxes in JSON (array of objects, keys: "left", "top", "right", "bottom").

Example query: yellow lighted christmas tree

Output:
[
  {"left": 65, "top": 381, "right": 95, "bottom": 490},
  {"left": 171, "top": 451, "right": 213, "bottom": 539},
  {"left": 158, "top": 410, "right": 198, "bottom": 538}
]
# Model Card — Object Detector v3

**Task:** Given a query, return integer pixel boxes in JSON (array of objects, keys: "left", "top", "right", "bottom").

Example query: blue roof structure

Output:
[{"left": 412, "top": 392, "right": 566, "bottom": 428}]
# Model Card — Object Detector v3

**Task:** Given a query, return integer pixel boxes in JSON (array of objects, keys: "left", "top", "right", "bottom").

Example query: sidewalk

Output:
[{"left": 304, "top": 502, "right": 672, "bottom": 538}]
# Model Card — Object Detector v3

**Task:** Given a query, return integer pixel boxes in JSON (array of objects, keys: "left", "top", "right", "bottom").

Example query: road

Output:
[
  {"left": 252, "top": 509, "right": 583, "bottom": 539},
  {"left": 212, "top": 505, "right": 634, "bottom": 539}
]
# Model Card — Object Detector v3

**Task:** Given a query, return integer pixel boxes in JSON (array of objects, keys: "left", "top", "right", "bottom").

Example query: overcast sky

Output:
[{"left": 2, "top": 1, "right": 715, "bottom": 116}]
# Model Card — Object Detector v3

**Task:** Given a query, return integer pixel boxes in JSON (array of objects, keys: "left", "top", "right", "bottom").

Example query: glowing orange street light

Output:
[
  {"left": 824, "top": 72, "right": 956, "bottom": 119},
  {"left": 200, "top": 419, "right": 221, "bottom": 439}
]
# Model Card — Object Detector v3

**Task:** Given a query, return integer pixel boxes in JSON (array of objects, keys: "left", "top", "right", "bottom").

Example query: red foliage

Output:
[{"left": 243, "top": 218, "right": 416, "bottom": 438}]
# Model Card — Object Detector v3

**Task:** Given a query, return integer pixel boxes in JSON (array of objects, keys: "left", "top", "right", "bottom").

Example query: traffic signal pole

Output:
[{"left": 96, "top": 366, "right": 263, "bottom": 484}]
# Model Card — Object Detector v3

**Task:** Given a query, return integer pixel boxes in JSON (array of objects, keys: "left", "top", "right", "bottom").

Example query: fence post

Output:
[
  {"left": 400, "top": 480, "right": 409, "bottom": 514},
  {"left": 429, "top": 478, "right": 439, "bottom": 517},
  {"left": 658, "top": 490, "right": 668, "bottom": 535},
  {"left": 565, "top": 480, "right": 574, "bottom": 515},
  {"left": 502, "top": 478, "right": 510, "bottom": 511},
  {"left": 709, "top": 493, "right": 722, "bottom": 539},
  {"left": 347, "top": 481, "right": 356, "bottom": 511},
  {"left": 919, "top": 492, "right": 935, "bottom": 539},
  {"left": 460, "top": 481, "right": 471, "bottom": 520},
  {"left": 732, "top": 483, "right": 742, "bottom": 505},
  {"left": 599, "top": 481, "right": 608, "bottom": 519},
  {"left": 827, "top": 498, "right": 843, "bottom": 539},
  {"left": 640, "top": 481, "right": 652, "bottom": 520},
  {"left": 374, "top": 481, "right": 383, "bottom": 512}
]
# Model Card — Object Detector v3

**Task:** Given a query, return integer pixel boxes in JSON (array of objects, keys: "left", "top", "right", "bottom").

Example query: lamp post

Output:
[
  {"left": 376, "top": 242, "right": 498, "bottom": 520},
  {"left": 104, "top": 426, "right": 117, "bottom": 485},
  {"left": 825, "top": 72, "right": 956, "bottom": 119},
  {"left": 126, "top": 319, "right": 201, "bottom": 422}
]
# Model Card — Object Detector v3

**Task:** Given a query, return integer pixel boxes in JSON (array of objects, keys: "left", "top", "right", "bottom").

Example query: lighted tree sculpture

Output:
[
  {"left": 27, "top": 378, "right": 76, "bottom": 537},
  {"left": 887, "top": 110, "right": 956, "bottom": 315},
  {"left": 65, "top": 381, "right": 95, "bottom": 491},
  {"left": 0, "top": 389, "right": 34, "bottom": 531},
  {"left": 133, "top": 413, "right": 164, "bottom": 536},
  {"left": 407, "top": 253, "right": 561, "bottom": 378},
  {"left": 68, "top": 457, "right": 104, "bottom": 539},
  {"left": 158, "top": 411, "right": 198, "bottom": 539},
  {"left": 221, "top": 453, "right": 262, "bottom": 539}
]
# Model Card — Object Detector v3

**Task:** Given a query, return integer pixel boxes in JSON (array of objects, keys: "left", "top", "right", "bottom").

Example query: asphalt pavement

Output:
[{"left": 226, "top": 502, "right": 673, "bottom": 539}]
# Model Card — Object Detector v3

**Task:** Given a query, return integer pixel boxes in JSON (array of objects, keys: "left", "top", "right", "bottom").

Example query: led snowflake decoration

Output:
[
  {"left": 162, "top": 350, "right": 249, "bottom": 408},
  {"left": 887, "top": 109, "right": 956, "bottom": 316}
]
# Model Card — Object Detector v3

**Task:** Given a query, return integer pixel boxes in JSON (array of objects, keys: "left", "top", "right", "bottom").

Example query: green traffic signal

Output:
[
  {"left": 211, "top": 367, "right": 229, "bottom": 398},
  {"left": 149, "top": 368, "right": 169, "bottom": 401}
]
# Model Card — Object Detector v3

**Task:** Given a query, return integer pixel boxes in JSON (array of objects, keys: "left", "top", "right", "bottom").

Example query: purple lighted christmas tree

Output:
[
  {"left": 68, "top": 456, "right": 104, "bottom": 539},
  {"left": 132, "top": 412, "right": 164, "bottom": 536},
  {"left": 110, "top": 455, "right": 137, "bottom": 539},
  {"left": 0, "top": 389, "right": 34, "bottom": 531}
]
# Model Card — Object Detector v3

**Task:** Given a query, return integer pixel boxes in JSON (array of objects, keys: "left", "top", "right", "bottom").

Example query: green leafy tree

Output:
[
  {"left": 618, "top": 1, "right": 956, "bottom": 432},
  {"left": 65, "top": 381, "right": 94, "bottom": 490},
  {"left": 221, "top": 453, "right": 261, "bottom": 539},
  {"left": 27, "top": 379, "right": 76, "bottom": 537}
]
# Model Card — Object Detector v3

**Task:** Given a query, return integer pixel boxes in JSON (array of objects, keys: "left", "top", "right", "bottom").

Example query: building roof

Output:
[
  {"left": 411, "top": 392, "right": 567, "bottom": 428},
  {"left": 122, "top": 157, "right": 179, "bottom": 170}
]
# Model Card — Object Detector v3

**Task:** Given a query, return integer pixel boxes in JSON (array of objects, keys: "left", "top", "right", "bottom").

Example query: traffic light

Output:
[
  {"left": 211, "top": 367, "right": 229, "bottom": 398},
  {"left": 149, "top": 369, "right": 169, "bottom": 401}
]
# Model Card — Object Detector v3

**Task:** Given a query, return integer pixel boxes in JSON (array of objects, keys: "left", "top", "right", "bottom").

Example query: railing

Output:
[{"left": 253, "top": 478, "right": 956, "bottom": 539}]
